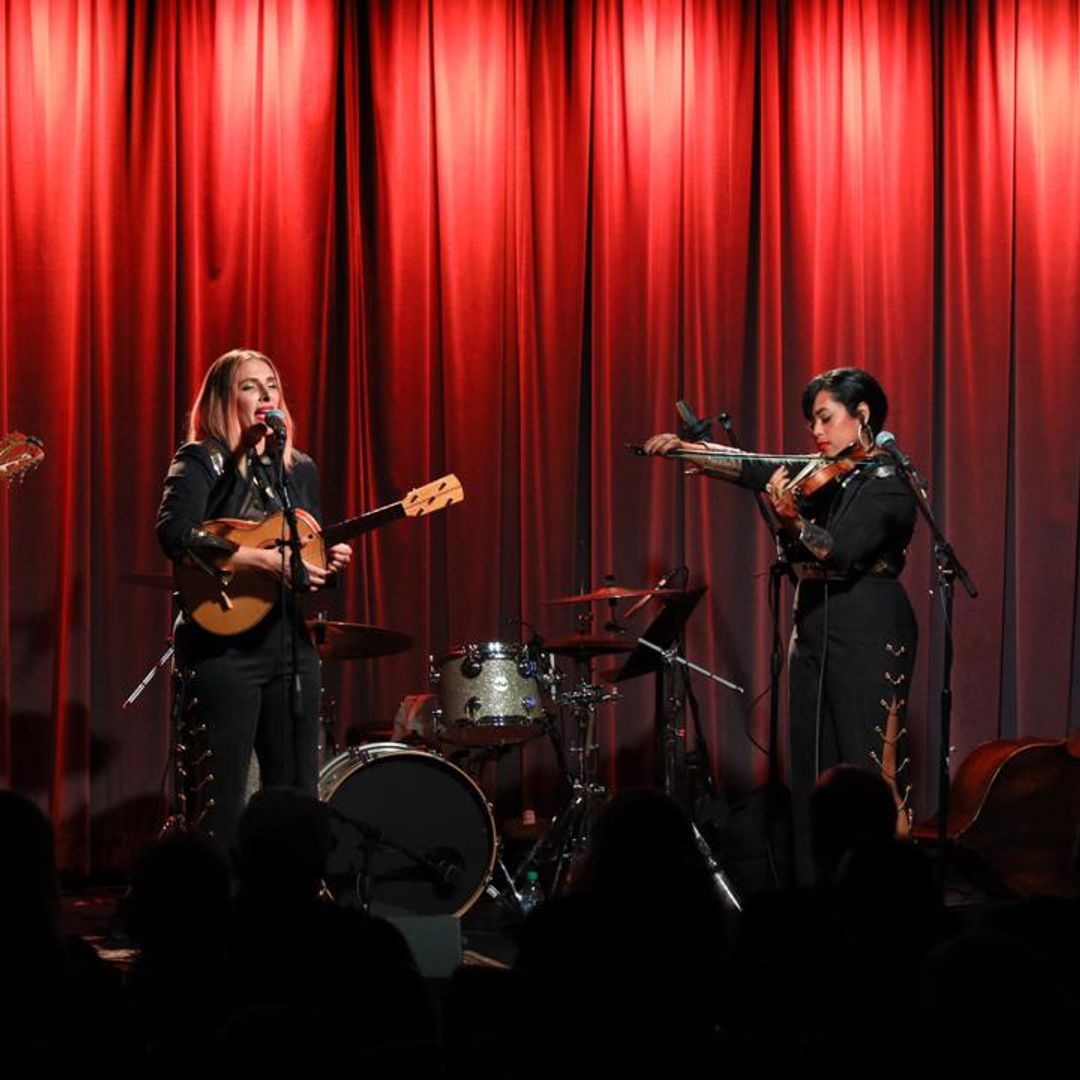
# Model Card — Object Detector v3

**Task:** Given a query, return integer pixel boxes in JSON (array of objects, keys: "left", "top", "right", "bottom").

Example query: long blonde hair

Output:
[{"left": 186, "top": 348, "right": 297, "bottom": 464}]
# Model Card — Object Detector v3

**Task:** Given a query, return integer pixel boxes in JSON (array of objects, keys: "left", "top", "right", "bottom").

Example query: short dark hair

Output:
[{"left": 802, "top": 367, "right": 888, "bottom": 435}]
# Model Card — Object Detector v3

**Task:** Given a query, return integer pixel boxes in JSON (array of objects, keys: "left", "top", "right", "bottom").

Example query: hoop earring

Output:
[{"left": 858, "top": 420, "right": 874, "bottom": 451}]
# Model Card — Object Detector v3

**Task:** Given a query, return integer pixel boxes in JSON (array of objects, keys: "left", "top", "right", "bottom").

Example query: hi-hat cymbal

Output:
[
  {"left": 544, "top": 634, "right": 635, "bottom": 661},
  {"left": 545, "top": 585, "right": 681, "bottom": 605},
  {"left": 306, "top": 620, "right": 414, "bottom": 661}
]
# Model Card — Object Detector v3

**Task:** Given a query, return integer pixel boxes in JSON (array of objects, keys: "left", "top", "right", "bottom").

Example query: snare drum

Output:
[
  {"left": 319, "top": 743, "right": 496, "bottom": 917},
  {"left": 430, "top": 641, "right": 551, "bottom": 746}
]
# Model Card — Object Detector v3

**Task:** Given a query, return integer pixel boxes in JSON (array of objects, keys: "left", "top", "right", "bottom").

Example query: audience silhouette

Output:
[{"left": 1, "top": 765, "right": 1074, "bottom": 1079}]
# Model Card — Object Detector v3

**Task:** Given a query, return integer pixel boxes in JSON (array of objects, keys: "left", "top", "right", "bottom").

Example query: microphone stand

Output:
[
  {"left": 325, "top": 804, "right": 460, "bottom": 914},
  {"left": 884, "top": 448, "right": 977, "bottom": 890},
  {"left": 605, "top": 621, "right": 743, "bottom": 694},
  {"left": 718, "top": 414, "right": 794, "bottom": 889},
  {"left": 266, "top": 435, "right": 309, "bottom": 725},
  {"left": 606, "top": 617, "right": 743, "bottom": 911}
]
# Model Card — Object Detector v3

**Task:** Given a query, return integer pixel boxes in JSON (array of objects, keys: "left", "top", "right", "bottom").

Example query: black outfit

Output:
[
  {"left": 156, "top": 439, "right": 323, "bottom": 846},
  {"left": 740, "top": 455, "right": 917, "bottom": 884}
]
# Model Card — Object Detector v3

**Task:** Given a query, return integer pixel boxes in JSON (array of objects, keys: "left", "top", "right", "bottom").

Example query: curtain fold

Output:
[{"left": 1, "top": 0, "right": 1077, "bottom": 871}]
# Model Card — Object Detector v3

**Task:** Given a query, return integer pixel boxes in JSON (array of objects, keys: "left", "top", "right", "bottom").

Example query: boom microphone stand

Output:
[
  {"left": 876, "top": 433, "right": 977, "bottom": 889},
  {"left": 717, "top": 414, "right": 796, "bottom": 888}
]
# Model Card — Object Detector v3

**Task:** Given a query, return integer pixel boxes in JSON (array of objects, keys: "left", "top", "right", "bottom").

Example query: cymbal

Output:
[
  {"left": 545, "top": 585, "right": 681, "bottom": 605},
  {"left": 306, "top": 620, "right": 414, "bottom": 661},
  {"left": 544, "top": 634, "right": 635, "bottom": 660}
]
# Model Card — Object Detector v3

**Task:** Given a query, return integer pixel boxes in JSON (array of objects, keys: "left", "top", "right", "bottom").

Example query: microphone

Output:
[
  {"left": 624, "top": 565, "right": 684, "bottom": 618},
  {"left": 675, "top": 400, "right": 714, "bottom": 442},
  {"left": 425, "top": 848, "right": 464, "bottom": 897},
  {"left": 262, "top": 408, "right": 288, "bottom": 439},
  {"left": 875, "top": 430, "right": 915, "bottom": 471}
]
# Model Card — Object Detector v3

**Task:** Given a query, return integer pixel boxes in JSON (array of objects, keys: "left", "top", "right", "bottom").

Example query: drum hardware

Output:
[
  {"left": 516, "top": 672, "right": 613, "bottom": 895},
  {"left": 323, "top": 800, "right": 462, "bottom": 916},
  {"left": 117, "top": 592, "right": 209, "bottom": 836},
  {"left": 319, "top": 689, "right": 339, "bottom": 765},
  {"left": 121, "top": 639, "right": 176, "bottom": 711},
  {"left": 691, "top": 821, "right": 741, "bottom": 911},
  {"left": 557, "top": 682, "right": 619, "bottom": 709},
  {"left": 508, "top": 596, "right": 629, "bottom": 892},
  {"left": 516, "top": 773, "right": 608, "bottom": 898},
  {"left": 483, "top": 851, "right": 527, "bottom": 915}
]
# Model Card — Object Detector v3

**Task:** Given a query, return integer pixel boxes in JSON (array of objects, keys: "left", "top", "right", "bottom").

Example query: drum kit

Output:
[
  {"left": 314, "top": 580, "right": 713, "bottom": 918},
  {"left": 125, "top": 574, "right": 736, "bottom": 918}
]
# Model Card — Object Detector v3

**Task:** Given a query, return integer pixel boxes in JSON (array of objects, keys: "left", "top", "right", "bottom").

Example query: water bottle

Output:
[{"left": 518, "top": 870, "right": 545, "bottom": 915}]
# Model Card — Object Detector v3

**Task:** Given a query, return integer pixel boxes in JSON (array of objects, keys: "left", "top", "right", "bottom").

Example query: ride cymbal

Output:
[{"left": 307, "top": 620, "right": 414, "bottom": 660}]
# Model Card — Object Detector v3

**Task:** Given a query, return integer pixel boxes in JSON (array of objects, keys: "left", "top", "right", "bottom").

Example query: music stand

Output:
[{"left": 613, "top": 586, "right": 707, "bottom": 685}]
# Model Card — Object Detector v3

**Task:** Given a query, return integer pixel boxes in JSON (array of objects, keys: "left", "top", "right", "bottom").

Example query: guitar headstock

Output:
[
  {"left": 0, "top": 432, "right": 45, "bottom": 485},
  {"left": 402, "top": 473, "right": 464, "bottom": 517}
]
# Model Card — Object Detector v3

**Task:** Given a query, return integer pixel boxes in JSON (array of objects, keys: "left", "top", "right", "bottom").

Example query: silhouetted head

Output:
[
  {"left": 810, "top": 764, "right": 898, "bottom": 884},
  {"left": 834, "top": 838, "right": 951, "bottom": 965},
  {"left": 233, "top": 787, "right": 331, "bottom": 903},
  {"left": 0, "top": 790, "right": 60, "bottom": 965},
  {"left": 574, "top": 789, "right": 721, "bottom": 918},
  {"left": 127, "top": 830, "right": 232, "bottom": 966}
]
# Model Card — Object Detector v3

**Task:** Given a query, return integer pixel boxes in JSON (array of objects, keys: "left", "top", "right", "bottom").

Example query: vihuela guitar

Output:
[{"left": 176, "top": 473, "right": 463, "bottom": 635}]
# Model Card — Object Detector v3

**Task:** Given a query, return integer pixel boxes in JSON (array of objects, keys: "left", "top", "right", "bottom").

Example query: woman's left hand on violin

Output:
[{"left": 766, "top": 466, "right": 800, "bottom": 522}]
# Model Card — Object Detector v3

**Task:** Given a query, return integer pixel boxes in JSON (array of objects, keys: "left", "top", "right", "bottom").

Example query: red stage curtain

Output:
[{"left": 1, "top": 0, "right": 1078, "bottom": 872}]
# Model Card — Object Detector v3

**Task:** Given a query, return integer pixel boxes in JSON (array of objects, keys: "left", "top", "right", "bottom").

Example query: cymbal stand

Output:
[
  {"left": 120, "top": 639, "right": 216, "bottom": 836},
  {"left": 516, "top": 679, "right": 616, "bottom": 897},
  {"left": 319, "top": 689, "right": 339, "bottom": 768},
  {"left": 516, "top": 611, "right": 618, "bottom": 895}
]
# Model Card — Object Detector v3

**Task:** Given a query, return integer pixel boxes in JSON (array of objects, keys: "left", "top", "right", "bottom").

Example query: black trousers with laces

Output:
[
  {"left": 787, "top": 575, "right": 917, "bottom": 884},
  {"left": 174, "top": 610, "right": 321, "bottom": 847}
]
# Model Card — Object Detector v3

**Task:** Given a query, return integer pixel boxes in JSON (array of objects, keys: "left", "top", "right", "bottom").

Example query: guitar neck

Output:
[
  {"left": 322, "top": 502, "right": 406, "bottom": 547},
  {"left": 321, "top": 473, "right": 463, "bottom": 548}
]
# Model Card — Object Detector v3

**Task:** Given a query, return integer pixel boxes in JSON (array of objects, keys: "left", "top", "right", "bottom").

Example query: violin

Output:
[
  {"left": 627, "top": 439, "right": 876, "bottom": 506},
  {"left": 778, "top": 441, "right": 873, "bottom": 503}
]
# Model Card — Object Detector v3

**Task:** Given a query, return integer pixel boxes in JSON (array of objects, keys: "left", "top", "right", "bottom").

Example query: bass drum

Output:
[{"left": 318, "top": 742, "right": 496, "bottom": 917}]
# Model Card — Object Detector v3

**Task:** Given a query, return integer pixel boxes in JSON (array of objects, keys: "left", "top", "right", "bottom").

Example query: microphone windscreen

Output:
[{"left": 263, "top": 409, "right": 287, "bottom": 436}]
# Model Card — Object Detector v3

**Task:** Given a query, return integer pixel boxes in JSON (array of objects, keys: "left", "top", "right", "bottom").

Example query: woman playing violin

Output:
[
  {"left": 645, "top": 367, "right": 917, "bottom": 884},
  {"left": 156, "top": 348, "right": 351, "bottom": 846}
]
